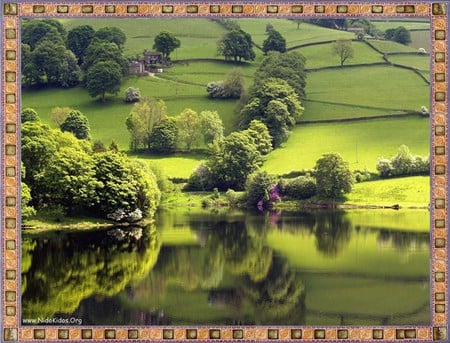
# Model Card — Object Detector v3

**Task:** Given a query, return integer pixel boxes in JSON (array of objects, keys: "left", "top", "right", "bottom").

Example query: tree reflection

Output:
[
  {"left": 314, "top": 211, "right": 352, "bottom": 257},
  {"left": 21, "top": 225, "right": 160, "bottom": 321},
  {"left": 377, "top": 230, "right": 429, "bottom": 251}
]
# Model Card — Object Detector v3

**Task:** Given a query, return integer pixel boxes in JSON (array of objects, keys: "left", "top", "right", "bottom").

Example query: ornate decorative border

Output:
[{"left": 1, "top": 1, "right": 448, "bottom": 341}]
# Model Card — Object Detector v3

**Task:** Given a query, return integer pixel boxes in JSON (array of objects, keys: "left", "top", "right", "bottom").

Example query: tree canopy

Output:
[
  {"left": 262, "top": 29, "right": 286, "bottom": 54},
  {"left": 67, "top": 25, "right": 95, "bottom": 63},
  {"left": 217, "top": 29, "right": 255, "bottom": 62},
  {"left": 332, "top": 40, "right": 354, "bottom": 66},
  {"left": 94, "top": 27, "right": 127, "bottom": 50},
  {"left": 153, "top": 31, "right": 180, "bottom": 59},
  {"left": 86, "top": 61, "right": 122, "bottom": 102},
  {"left": 60, "top": 110, "right": 91, "bottom": 140}
]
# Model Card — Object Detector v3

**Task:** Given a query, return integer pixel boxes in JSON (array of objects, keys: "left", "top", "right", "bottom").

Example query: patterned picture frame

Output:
[{"left": 1, "top": 1, "right": 448, "bottom": 341}]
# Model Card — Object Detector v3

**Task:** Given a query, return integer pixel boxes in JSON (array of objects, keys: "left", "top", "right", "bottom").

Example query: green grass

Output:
[
  {"left": 368, "top": 39, "right": 418, "bottom": 53},
  {"left": 263, "top": 117, "right": 430, "bottom": 174},
  {"left": 409, "top": 30, "right": 431, "bottom": 50},
  {"left": 344, "top": 176, "right": 430, "bottom": 207},
  {"left": 371, "top": 20, "right": 430, "bottom": 31},
  {"left": 237, "top": 19, "right": 355, "bottom": 47},
  {"left": 386, "top": 54, "right": 430, "bottom": 80},
  {"left": 295, "top": 41, "right": 384, "bottom": 69},
  {"left": 304, "top": 65, "right": 430, "bottom": 115}
]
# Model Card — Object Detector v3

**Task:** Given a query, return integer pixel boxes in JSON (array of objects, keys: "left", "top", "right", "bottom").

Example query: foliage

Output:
[
  {"left": 245, "top": 171, "right": 277, "bottom": 209},
  {"left": 241, "top": 78, "right": 304, "bottom": 147},
  {"left": 207, "top": 131, "right": 263, "bottom": 190},
  {"left": 206, "top": 81, "right": 227, "bottom": 99},
  {"left": 92, "top": 140, "right": 107, "bottom": 153},
  {"left": 282, "top": 176, "right": 317, "bottom": 199},
  {"left": 217, "top": 29, "right": 255, "bottom": 62},
  {"left": 262, "top": 29, "right": 286, "bottom": 54},
  {"left": 242, "top": 120, "right": 272, "bottom": 156},
  {"left": 207, "top": 69, "right": 244, "bottom": 99},
  {"left": 124, "top": 87, "right": 141, "bottom": 103},
  {"left": 21, "top": 108, "right": 40, "bottom": 123},
  {"left": 126, "top": 97, "right": 167, "bottom": 151},
  {"left": 153, "top": 31, "right": 181, "bottom": 59},
  {"left": 314, "top": 153, "right": 354, "bottom": 201},
  {"left": 67, "top": 25, "right": 95, "bottom": 63},
  {"left": 86, "top": 61, "right": 122, "bottom": 102},
  {"left": 332, "top": 40, "right": 354, "bottom": 66},
  {"left": 385, "top": 26, "right": 411, "bottom": 45},
  {"left": 94, "top": 27, "right": 127, "bottom": 50},
  {"left": 82, "top": 41, "right": 129, "bottom": 76},
  {"left": 60, "top": 110, "right": 91, "bottom": 140},
  {"left": 149, "top": 118, "right": 179, "bottom": 152},
  {"left": 185, "top": 163, "right": 214, "bottom": 191},
  {"left": 376, "top": 145, "right": 429, "bottom": 177},
  {"left": 21, "top": 182, "right": 36, "bottom": 219},
  {"left": 177, "top": 108, "right": 201, "bottom": 151},
  {"left": 254, "top": 51, "right": 307, "bottom": 99},
  {"left": 22, "top": 19, "right": 65, "bottom": 50},
  {"left": 199, "top": 110, "right": 224, "bottom": 144},
  {"left": 50, "top": 106, "right": 73, "bottom": 127}
]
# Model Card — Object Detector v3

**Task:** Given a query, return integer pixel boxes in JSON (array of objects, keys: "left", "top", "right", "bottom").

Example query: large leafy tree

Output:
[
  {"left": 199, "top": 110, "right": 224, "bottom": 145},
  {"left": 242, "top": 120, "right": 272, "bottom": 156},
  {"left": 125, "top": 98, "right": 167, "bottom": 151},
  {"left": 67, "top": 25, "right": 95, "bottom": 63},
  {"left": 22, "top": 19, "right": 65, "bottom": 50},
  {"left": 94, "top": 27, "right": 127, "bottom": 50},
  {"left": 240, "top": 78, "right": 304, "bottom": 147},
  {"left": 21, "top": 108, "right": 40, "bottom": 123},
  {"left": 332, "top": 39, "right": 354, "bottom": 66},
  {"left": 177, "top": 108, "right": 201, "bottom": 151},
  {"left": 254, "top": 51, "right": 307, "bottom": 99},
  {"left": 217, "top": 29, "right": 255, "bottom": 62},
  {"left": 208, "top": 131, "right": 263, "bottom": 190},
  {"left": 86, "top": 61, "right": 122, "bottom": 102},
  {"left": 314, "top": 153, "right": 354, "bottom": 203},
  {"left": 262, "top": 29, "right": 286, "bottom": 54},
  {"left": 82, "top": 41, "right": 129, "bottom": 76},
  {"left": 153, "top": 31, "right": 180, "bottom": 60},
  {"left": 60, "top": 110, "right": 91, "bottom": 140},
  {"left": 149, "top": 118, "right": 179, "bottom": 152}
]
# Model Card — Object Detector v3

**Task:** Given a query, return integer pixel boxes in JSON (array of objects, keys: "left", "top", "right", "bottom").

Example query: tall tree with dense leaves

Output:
[
  {"left": 208, "top": 131, "right": 263, "bottom": 190},
  {"left": 67, "top": 25, "right": 95, "bottom": 63},
  {"left": 254, "top": 51, "right": 307, "bottom": 98},
  {"left": 126, "top": 98, "right": 167, "bottom": 151},
  {"left": 153, "top": 31, "right": 181, "bottom": 60},
  {"left": 240, "top": 78, "right": 304, "bottom": 147},
  {"left": 94, "top": 27, "right": 127, "bottom": 50},
  {"left": 21, "top": 108, "right": 40, "bottom": 123},
  {"left": 217, "top": 29, "right": 255, "bottom": 62},
  {"left": 82, "top": 41, "right": 129, "bottom": 76},
  {"left": 199, "top": 110, "right": 224, "bottom": 145},
  {"left": 314, "top": 153, "right": 354, "bottom": 204},
  {"left": 149, "top": 118, "right": 179, "bottom": 152},
  {"left": 86, "top": 61, "right": 122, "bottom": 102},
  {"left": 177, "top": 108, "right": 201, "bottom": 151},
  {"left": 332, "top": 40, "right": 354, "bottom": 66},
  {"left": 242, "top": 120, "right": 273, "bottom": 156},
  {"left": 22, "top": 20, "right": 65, "bottom": 50},
  {"left": 262, "top": 29, "right": 286, "bottom": 54},
  {"left": 60, "top": 110, "right": 91, "bottom": 140}
]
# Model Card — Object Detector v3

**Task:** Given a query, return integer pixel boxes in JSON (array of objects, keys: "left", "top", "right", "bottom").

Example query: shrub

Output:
[
  {"left": 206, "top": 81, "right": 227, "bottom": 98},
  {"left": 376, "top": 158, "right": 393, "bottom": 177},
  {"left": 284, "top": 176, "right": 317, "bottom": 199},
  {"left": 377, "top": 145, "right": 429, "bottom": 177},
  {"left": 124, "top": 87, "right": 141, "bottom": 102},
  {"left": 185, "top": 163, "right": 214, "bottom": 191},
  {"left": 245, "top": 171, "right": 276, "bottom": 209}
]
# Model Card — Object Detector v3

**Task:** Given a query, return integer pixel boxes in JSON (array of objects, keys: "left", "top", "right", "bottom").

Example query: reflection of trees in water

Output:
[
  {"left": 21, "top": 225, "right": 160, "bottom": 320},
  {"left": 377, "top": 230, "right": 429, "bottom": 251},
  {"left": 313, "top": 211, "right": 352, "bottom": 257}
]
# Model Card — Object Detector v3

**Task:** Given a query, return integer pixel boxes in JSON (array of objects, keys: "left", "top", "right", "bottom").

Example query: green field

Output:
[
  {"left": 263, "top": 117, "right": 429, "bottom": 174},
  {"left": 371, "top": 19, "right": 430, "bottom": 31},
  {"left": 388, "top": 54, "right": 430, "bottom": 79},
  {"left": 296, "top": 41, "right": 384, "bottom": 69},
  {"left": 368, "top": 39, "right": 418, "bottom": 53}
]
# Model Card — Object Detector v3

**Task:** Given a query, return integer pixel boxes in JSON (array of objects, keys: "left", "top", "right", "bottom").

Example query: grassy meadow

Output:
[{"left": 22, "top": 18, "right": 431, "bottom": 196}]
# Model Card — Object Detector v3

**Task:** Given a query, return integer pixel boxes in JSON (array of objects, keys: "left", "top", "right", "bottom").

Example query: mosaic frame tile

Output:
[{"left": 0, "top": 0, "right": 448, "bottom": 342}]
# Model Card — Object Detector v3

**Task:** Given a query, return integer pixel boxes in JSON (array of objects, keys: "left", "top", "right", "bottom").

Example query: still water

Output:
[{"left": 22, "top": 209, "right": 430, "bottom": 326}]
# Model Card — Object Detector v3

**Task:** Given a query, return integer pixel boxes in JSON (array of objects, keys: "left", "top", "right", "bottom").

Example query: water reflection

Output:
[{"left": 22, "top": 209, "right": 429, "bottom": 325}]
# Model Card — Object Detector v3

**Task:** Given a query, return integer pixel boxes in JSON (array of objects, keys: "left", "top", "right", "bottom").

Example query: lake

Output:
[{"left": 21, "top": 208, "right": 430, "bottom": 326}]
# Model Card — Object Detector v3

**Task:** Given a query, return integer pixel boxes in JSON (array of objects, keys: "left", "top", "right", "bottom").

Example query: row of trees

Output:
[
  {"left": 21, "top": 109, "right": 161, "bottom": 220},
  {"left": 126, "top": 98, "right": 224, "bottom": 152}
]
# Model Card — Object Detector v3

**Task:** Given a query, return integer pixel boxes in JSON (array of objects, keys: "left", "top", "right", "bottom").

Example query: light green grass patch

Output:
[
  {"left": 371, "top": 20, "right": 430, "bottom": 31},
  {"left": 368, "top": 39, "right": 418, "bottom": 53},
  {"left": 296, "top": 41, "right": 384, "bottom": 69},
  {"left": 344, "top": 176, "right": 430, "bottom": 208},
  {"left": 409, "top": 30, "right": 431, "bottom": 50},
  {"left": 305, "top": 65, "right": 429, "bottom": 112},
  {"left": 388, "top": 54, "right": 430, "bottom": 79},
  {"left": 263, "top": 117, "right": 430, "bottom": 174}
]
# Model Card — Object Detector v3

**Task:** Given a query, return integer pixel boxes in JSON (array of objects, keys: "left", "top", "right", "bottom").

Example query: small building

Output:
[
  {"left": 144, "top": 51, "right": 163, "bottom": 65},
  {"left": 129, "top": 60, "right": 145, "bottom": 75}
]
